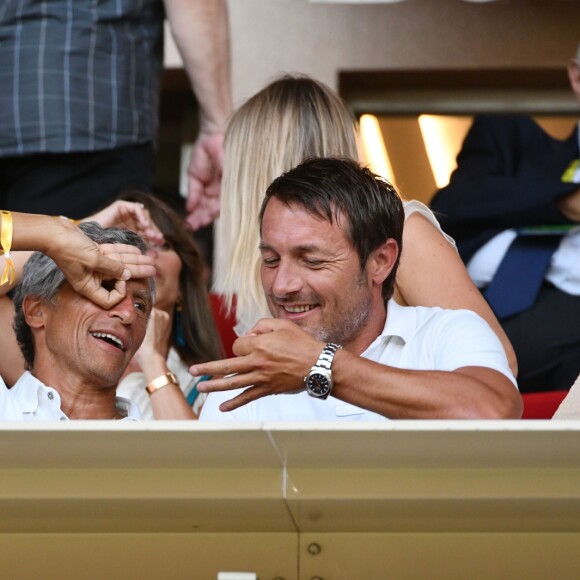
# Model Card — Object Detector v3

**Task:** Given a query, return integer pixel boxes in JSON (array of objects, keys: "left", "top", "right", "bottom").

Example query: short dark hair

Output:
[
  {"left": 12, "top": 222, "right": 150, "bottom": 370},
  {"left": 259, "top": 157, "right": 404, "bottom": 301}
]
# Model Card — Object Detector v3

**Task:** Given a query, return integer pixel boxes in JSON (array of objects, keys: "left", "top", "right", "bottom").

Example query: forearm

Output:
[
  {"left": 556, "top": 188, "right": 580, "bottom": 222},
  {"left": 431, "top": 116, "right": 577, "bottom": 228},
  {"left": 9, "top": 212, "right": 70, "bottom": 254},
  {"left": 149, "top": 383, "right": 197, "bottom": 420},
  {"left": 164, "top": 0, "right": 232, "bottom": 134},
  {"left": 331, "top": 350, "right": 521, "bottom": 419},
  {"left": 1, "top": 213, "right": 70, "bottom": 292},
  {"left": 434, "top": 177, "right": 576, "bottom": 228},
  {"left": 396, "top": 213, "right": 518, "bottom": 376},
  {"left": 141, "top": 353, "right": 196, "bottom": 420}
]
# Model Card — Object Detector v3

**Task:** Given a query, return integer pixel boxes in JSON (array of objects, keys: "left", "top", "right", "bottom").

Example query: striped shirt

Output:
[{"left": 0, "top": 0, "right": 164, "bottom": 156}]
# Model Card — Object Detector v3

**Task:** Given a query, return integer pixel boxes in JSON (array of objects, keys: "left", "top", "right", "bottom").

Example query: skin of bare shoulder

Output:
[{"left": 394, "top": 211, "right": 518, "bottom": 377}]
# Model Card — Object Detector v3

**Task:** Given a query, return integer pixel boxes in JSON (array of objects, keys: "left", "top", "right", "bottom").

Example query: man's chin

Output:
[
  {"left": 85, "top": 367, "right": 125, "bottom": 389},
  {"left": 294, "top": 320, "right": 330, "bottom": 343},
  {"left": 272, "top": 307, "right": 331, "bottom": 342}
]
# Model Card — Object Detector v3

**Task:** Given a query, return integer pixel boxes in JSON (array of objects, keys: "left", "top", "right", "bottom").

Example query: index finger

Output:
[
  {"left": 97, "top": 246, "right": 156, "bottom": 279},
  {"left": 79, "top": 279, "right": 127, "bottom": 309},
  {"left": 189, "top": 356, "right": 249, "bottom": 379}
]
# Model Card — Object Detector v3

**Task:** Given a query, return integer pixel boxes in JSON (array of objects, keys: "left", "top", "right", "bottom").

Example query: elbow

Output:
[
  {"left": 497, "top": 387, "right": 523, "bottom": 419},
  {"left": 469, "top": 390, "right": 523, "bottom": 420}
]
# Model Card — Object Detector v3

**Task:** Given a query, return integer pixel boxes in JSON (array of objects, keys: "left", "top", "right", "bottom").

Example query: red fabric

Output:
[
  {"left": 209, "top": 293, "right": 237, "bottom": 359},
  {"left": 521, "top": 390, "right": 568, "bottom": 419}
]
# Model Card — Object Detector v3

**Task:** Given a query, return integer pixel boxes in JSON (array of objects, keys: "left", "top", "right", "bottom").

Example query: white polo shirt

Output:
[
  {"left": 0, "top": 371, "right": 141, "bottom": 421},
  {"left": 199, "top": 300, "right": 517, "bottom": 422}
]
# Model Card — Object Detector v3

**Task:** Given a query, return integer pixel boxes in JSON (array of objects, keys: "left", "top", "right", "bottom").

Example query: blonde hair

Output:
[{"left": 214, "top": 74, "right": 358, "bottom": 331}]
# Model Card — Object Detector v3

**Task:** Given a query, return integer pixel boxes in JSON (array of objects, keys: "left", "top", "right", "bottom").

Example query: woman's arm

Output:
[
  {"left": 395, "top": 211, "right": 518, "bottom": 376},
  {"left": 133, "top": 308, "right": 197, "bottom": 419},
  {"left": 82, "top": 200, "right": 163, "bottom": 244}
]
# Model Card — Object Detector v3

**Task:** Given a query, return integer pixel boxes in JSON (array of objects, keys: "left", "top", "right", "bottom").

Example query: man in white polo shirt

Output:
[
  {"left": 195, "top": 157, "right": 522, "bottom": 421},
  {"left": 1, "top": 223, "right": 154, "bottom": 421}
]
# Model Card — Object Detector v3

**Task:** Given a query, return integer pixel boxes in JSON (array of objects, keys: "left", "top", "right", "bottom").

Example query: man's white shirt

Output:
[
  {"left": 199, "top": 300, "right": 517, "bottom": 422},
  {"left": 0, "top": 371, "right": 141, "bottom": 421}
]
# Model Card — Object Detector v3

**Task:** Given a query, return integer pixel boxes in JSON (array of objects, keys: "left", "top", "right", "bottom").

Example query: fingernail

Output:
[{"left": 122, "top": 269, "right": 131, "bottom": 280}]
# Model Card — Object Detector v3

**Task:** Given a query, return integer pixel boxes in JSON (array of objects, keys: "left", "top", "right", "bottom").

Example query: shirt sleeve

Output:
[
  {"left": 428, "top": 309, "right": 519, "bottom": 389},
  {"left": 0, "top": 375, "right": 20, "bottom": 420}
]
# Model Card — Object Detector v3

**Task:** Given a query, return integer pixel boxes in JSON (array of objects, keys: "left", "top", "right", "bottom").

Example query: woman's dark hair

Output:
[{"left": 118, "top": 190, "right": 223, "bottom": 364}]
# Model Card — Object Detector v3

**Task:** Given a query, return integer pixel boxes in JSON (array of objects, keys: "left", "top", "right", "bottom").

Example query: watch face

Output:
[{"left": 307, "top": 372, "right": 331, "bottom": 397}]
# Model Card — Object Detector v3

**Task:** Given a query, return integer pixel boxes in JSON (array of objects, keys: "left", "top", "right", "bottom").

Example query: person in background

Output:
[
  {"left": 115, "top": 191, "right": 223, "bottom": 419},
  {"left": 0, "top": 0, "right": 231, "bottom": 226},
  {"left": 196, "top": 158, "right": 521, "bottom": 421},
  {"left": 213, "top": 74, "right": 517, "bottom": 375},
  {"left": 2, "top": 222, "right": 154, "bottom": 421},
  {"left": 430, "top": 43, "right": 580, "bottom": 393}
]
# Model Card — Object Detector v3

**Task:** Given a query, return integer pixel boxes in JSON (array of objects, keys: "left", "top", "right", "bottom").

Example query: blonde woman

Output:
[{"left": 214, "top": 74, "right": 517, "bottom": 375}]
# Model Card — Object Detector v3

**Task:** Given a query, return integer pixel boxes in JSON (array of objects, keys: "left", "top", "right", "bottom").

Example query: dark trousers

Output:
[
  {"left": 0, "top": 142, "right": 155, "bottom": 219},
  {"left": 502, "top": 283, "right": 580, "bottom": 393}
]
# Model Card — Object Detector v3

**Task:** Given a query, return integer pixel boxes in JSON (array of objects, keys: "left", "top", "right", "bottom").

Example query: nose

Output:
[
  {"left": 146, "top": 246, "right": 158, "bottom": 260},
  {"left": 109, "top": 293, "right": 136, "bottom": 325},
  {"left": 270, "top": 261, "right": 302, "bottom": 298}
]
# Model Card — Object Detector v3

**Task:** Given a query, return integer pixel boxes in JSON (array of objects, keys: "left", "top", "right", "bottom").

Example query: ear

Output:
[
  {"left": 367, "top": 239, "right": 399, "bottom": 287},
  {"left": 567, "top": 59, "right": 580, "bottom": 100},
  {"left": 22, "top": 295, "right": 48, "bottom": 330}
]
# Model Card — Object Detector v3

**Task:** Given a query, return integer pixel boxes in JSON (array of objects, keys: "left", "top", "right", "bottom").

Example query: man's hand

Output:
[
  {"left": 191, "top": 319, "right": 325, "bottom": 412},
  {"left": 84, "top": 200, "right": 164, "bottom": 245},
  {"left": 133, "top": 308, "right": 172, "bottom": 370},
  {"left": 185, "top": 132, "right": 224, "bottom": 230},
  {"left": 47, "top": 221, "right": 156, "bottom": 309},
  {"left": 557, "top": 188, "right": 580, "bottom": 222}
]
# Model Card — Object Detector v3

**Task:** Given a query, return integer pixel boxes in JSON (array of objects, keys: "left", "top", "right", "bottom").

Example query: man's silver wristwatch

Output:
[{"left": 305, "top": 343, "right": 342, "bottom": 399}]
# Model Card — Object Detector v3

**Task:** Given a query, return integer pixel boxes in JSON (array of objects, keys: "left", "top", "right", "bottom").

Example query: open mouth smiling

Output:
[
  {"left": 90, "top": 332, "right": 126, "bottom": 352},
  {"left": 282, "top": 304, "right": 317, "bottom": 314}
]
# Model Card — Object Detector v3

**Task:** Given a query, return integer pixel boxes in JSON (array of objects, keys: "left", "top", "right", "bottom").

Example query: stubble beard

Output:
[{"left": 311, "top": 273, "right": 372, "bottom": 347}]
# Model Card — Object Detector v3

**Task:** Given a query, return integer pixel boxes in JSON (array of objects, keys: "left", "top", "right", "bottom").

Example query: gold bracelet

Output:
[
  {"left": 59, "top": 215, "right": 81, "bottom": 226},
  {"left": 0, "top": 210, "right": 15, "bottom": 285},
  {"left": 146, "top": 371, "right": 179, "bottom": 395}
]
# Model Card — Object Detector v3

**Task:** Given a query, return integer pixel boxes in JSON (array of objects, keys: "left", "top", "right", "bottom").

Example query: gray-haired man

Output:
[{"left": 2, "top": 223, "right": 154, "bottom": 421}]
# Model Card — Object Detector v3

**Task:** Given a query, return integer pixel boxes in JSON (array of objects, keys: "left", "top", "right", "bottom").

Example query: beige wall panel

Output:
[
  {"left": 0, "top": 533, "right": 298, "bottom": 580},
  {"left": 299, "top": 532, "right": 580, "bottom": 580},
  {"left": 226, "top": 1, "right": 579, "bottom": 104}
]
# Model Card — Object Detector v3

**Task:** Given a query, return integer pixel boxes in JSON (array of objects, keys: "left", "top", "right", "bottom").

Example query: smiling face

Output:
[
  {"left": 260, "top": 198, "right": 393, "bottom": 353},
  {"left": 28, "top": 278, "right": 153, "bottom": 388}
]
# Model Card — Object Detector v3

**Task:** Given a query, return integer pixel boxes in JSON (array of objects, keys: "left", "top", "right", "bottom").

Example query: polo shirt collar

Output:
[
  {"left": 379, "top": 298, "right": 417, "bottom": 341},
  {"left": 11, "top": 371, "right": 47, "bottom": 414}
]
